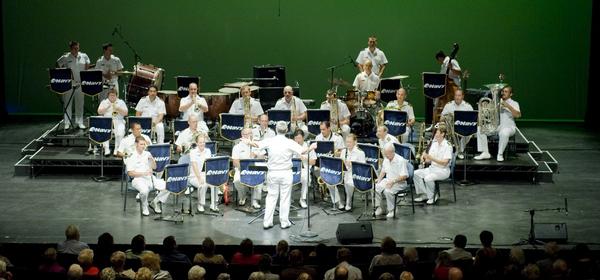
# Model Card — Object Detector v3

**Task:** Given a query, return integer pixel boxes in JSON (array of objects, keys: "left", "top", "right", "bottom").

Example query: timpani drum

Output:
[
  {"left": 200, "top": 92, "right": 236, "bottom": 121},
  {"left": 158, "top": 90, "right": 180, "bottom": 119},
  {"left": 126, "top": 63, "right": 164, "bottom": 106}
]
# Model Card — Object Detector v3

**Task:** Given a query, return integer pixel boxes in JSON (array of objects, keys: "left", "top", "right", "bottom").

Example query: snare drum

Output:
[
  {"left": 126, "top": 63, "right": 164, "bottom": 106},
  {"left": 200, "top": 92, "right": 236, "bottom": 121},
  {"left": 363, "top": 91, "right": 378, "bottom": 107},
  {"left": 158, "top": 90, "right": 180, "bottom": 119}
]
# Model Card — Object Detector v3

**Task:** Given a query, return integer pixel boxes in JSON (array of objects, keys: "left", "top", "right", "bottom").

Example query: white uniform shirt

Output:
[
  {"left": 189, "top": 147, "right": 211, "bottom": 179},
  {"left": 98, "top": 98, "right": 127, "bottom": 121},
  {"left": 440, "top": 56, "right": 462, "bottom": 85},
  {"left": 232, "top": 142, "right": 253, "bottom": 161},
  {"left": 320, "top": 100, "right": 351, "bottom": 120},
  {"left": 273, "top": 96, "right": 307, "bottom": 115},
  {"left": 385, "top": 100, "right": 415, "bottom": 120},
  {"left": 135, "top": 96, "right": 166, "bottom": 118},
  {"left": 340, "top": 146, "right": 366, "bottom": 173},
  {"left": 179, "top": 94, "right": 208, "bottom": 121},
  {"left": 229, "top": 97, "right": 264, "bottom": 118},
  {"left": 381, "top": 154, "right": 409, "bottom": 188},
  {"left": 175, "top": 128, "right": 209, "bottom": 153},
  {"left": 95, "top": 55, "right": 123, "bottom": 85},
  {"left": 252, "top": 125, "right": 276, "bottom": 141},
  {"left": 117, "top": 134, "right": 151, "bottom": 156},
  {"left": 125, "top": 150, "right": 153, "bottom": 178},
  {"left": 378, "top": 133, "right": 399, "bottom": 150},
  {"left": 315, "top": 132, "right": 345, "bottom": 151},
  {"left": 352, "top": 71, "right": 380, "bottom": 92},
  {"left": 500, "top": 98, "right": 520, "bottom": 128},
  {"left": 256, "top": 135, "right": 304, "bottom": 171},
  {"left": 294, "top": 142, "right": 317, "bottom": 168},
  {"left": 356, "top": 47, "right": 388, "bottom": 75},
  {"left": 428, "top": 139, "right": 453, "bottom": 171},
  {"left": 441, "top": 100, "right": 474, "bottom": 116},
  {"left": 57, "top": 52, "right": 90, "bottom": 82}
]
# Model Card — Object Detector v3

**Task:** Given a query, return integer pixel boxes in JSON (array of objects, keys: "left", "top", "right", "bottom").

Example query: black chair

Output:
[
  {"left": 370, "top": 264, "right": 405, "bottom": 280},
  {"left": 452, "top": 259, "right": 474, "bottom": 280},
  {"left": 161, "top": 261, "right": 192, "bottom": 280},
  {"left": 228, "top": 264, "right": 258, "bottom": 280},
  {"left": 37, "top": 271, "right": 68, "bottom": 280},
  {"left": 434, "top": 153, "right": 457, "bottom": 203},
  {"left": 393, "top": 163, "right": 416, "bottom": 217}
]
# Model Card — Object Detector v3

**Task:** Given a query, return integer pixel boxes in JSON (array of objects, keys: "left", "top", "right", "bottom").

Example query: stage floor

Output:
[{"left": 1, "top": 120, "right": 599, "bottom": 249}]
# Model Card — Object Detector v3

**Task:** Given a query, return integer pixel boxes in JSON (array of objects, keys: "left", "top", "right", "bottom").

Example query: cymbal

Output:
[
  {"left": 158, "top": 90, "right": 177, "bottom": 95},
  {"left": 484, "top": 83, "right": 507, "bottom": 90},
  {"left": 223, "top": 81, "right": 252, "bottom": 88},
  {"left": 218, "top": 87, "right": 239, "bottom": 94},
  {"left": 115, "top": 70, "right": 134, "bottom": 75},
  {"left": 383, "top": 75, "right": 409, "bottom": 80},
  {"left": 329, "top": 78, "right": 352, "bottom": 87},
  {"left": 249, "top": 85, "right": 259, "bottom": 91}
]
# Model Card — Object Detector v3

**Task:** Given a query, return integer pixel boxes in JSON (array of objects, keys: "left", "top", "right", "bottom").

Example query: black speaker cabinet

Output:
[
  {"left": 336, "top": 222, "right": 373, "bottom": 244},
  {"left": 253, "top": 65, "right": 285, "bottom": 88},
  {"left": 534, "top": 223, "right": 568, "bottom": 244}
]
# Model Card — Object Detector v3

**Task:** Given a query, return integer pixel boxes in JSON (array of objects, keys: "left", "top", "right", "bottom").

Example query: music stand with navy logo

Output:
[
  {"left": 351, "top": 161, "right": 384, "bottom": 221},
  {"left": 127, "top": 116, "right": 153, "bottom": 138},
  {"left": 306, "top": 109, "right": 330, "bottom": 136},
  {"left": 49, "top": 68, "right": 76, "bottom": 129},
  {"left": 80, "top": 70, "right": 104, "bottom": 97},
  {"left": 237, "top": 159, "right": 266, "bottom": 215},
  {"left": 383, "top": 110, "right": 408, "bottom": 139},
  {"left": 219, "top": 113, "right": 244, "bottom": 141},
  {"left": 454, "top": 110, "right": 479, "bottom": 186},
  {"left": 156, "top": 163, "right": 190, "bottom": 223},
  {"left": 358, "top": 143, "right": 380, "bottom": 170},
  {"left": 202, "top": 156, "right": 230, "bottom": 217},
  {"left": 176, "top": 76, "right": 200, "bottom": 98},
  {"left": 172, "top": 120, "right": 189, "bottom": 139},
  {"left": 147, "top": 144, "right": 171, "bottom": 174},
  {"left": 205, "top": 142, "right": 217, "bottom": 157},
  {"left": 89, "top": 116, "right": 113, "bottom": 182},
  {"left": 312, "top": 141, "right": 334, "bottom": 164},
  {"left": 267, "top": 110, "right": 291, "bottom": 132},
  {"left": 422, "top": 72, "right": 447, "bottom": 99},
  {"left": 319, "top": 156, "right": 345, "bottom": 215},
  {"left": 393, "top": 143, "right": 413, "bottom": 162}
]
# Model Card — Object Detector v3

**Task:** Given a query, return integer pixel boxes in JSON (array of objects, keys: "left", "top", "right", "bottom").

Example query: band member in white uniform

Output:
[
  {"left": 292, "top": 130, "right": 316, "bottom": 208},
  {"left": 135, "top": 85, "right": 166, "bottom": 143},
  {"left": 474, "top": 86, "right": 521, "bottom": 162},
  {"left": 320, "top": 90, "right": 351, "bottom": 137},
  {"left": 178, "top": 82, "right": 209, "bottom": 132},
  {"left": 188, "top": 134, "right": 216, "bottom": 212},
  {"left": 273, "top": 86, "right": 308, "bottom": 134},
  {"left": 414, "top": 127, "right": 452, "bottom": 205},
  {"left": 315, "top": 121, "right": 345, "bottom": 154},
  {"left": 436, "top": 51, "right": 462, "bottom": 86},
  {"left": 56, "top": 41, "right": 90, "bottom": 130},
  {"left": 97, "top": 88, "right": 128, "bottom": 156},
  {"left": 95, "top": 43, "right": 123, "bottom": 100},
  {"left": 232, "top": 128, "right": 263, "bottom": 209},
  {"left": 116, "top": 122, "right": 151, "bottom": 158},
  {"left": 125, "top": 136, "right": 169, "bottom": 216},
  {"left": 340, "top": 134, "right": 366, "bottom": 211},
  {"left": 441, "top": 89, "right": 473, "bottom": 159},
  {"left": 229, "top": 85, "right": 264, "bottom": 127},
  {"left": 385, "top": 88, "right": 415, "bottom": 143},
  {"left": 252, "top": 114, "right": 276, "bottom": 141},
  {"left": 355, "top": 36, "right": 388, "bottom": 77},
  {"left": 376, "top": 125, "right": 399, "bottom": 154},
  {"left": 175, "top": 114, "right": 210, "bottom": 163},
  {"left": 375, "top": 142, "right": 409, "bottom": 218},
  {"left": 352, "top": 59, "right": 380, "bottom": 92},
  {"left": 243, "top": 121, "right": 317, "bottom": 229}
]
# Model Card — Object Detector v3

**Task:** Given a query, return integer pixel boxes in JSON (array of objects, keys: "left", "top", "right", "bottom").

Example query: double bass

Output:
[{"left": 432, "top": 43, "right": 460, "bottom": 124}]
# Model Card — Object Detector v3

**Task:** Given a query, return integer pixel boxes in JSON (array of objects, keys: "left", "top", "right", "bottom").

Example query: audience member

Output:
[
  {"left": 399, "top": 271, "right": 414, "bottom": 280},
  {"left": 433, "top": 251, "right": 452, "bottom": 280},
  {"left": 536, "top": 241, "right": 560, "bottom": 279},
  {"left": 369, "top": 236, "right": 403, "bottom": 274},
  {"left": 280, "top": 249, "right": 317, "bottom": 280},
  {"left": 135, "top": 267, "right": 153, "bottom": 280},
  {"left": 448, "top": 267, "right": 463, "bottom": 280},
  {"left": 249, "top": 271, "right": 266, "bottom": 280},
  {"left": 160, "top": 235, "right": 191, "bottom": 265},
  {"left": 272, "top": 240, "right": 290, "bottom": 266},
  {"left": 258, "top": 254, "right": 280, "bottom": 280},
  {"left": 187, "top": 265, "right": 206, "bottom": 280},
  {"left": 444, "top": 234, "right": 472, "bottom": 261},
  {"left": 522, "top": 263, "right": 541, "bottom": 280},
  {"left": 38, "top": 247, "right": 66, "bottom": 274},
  {"left": 231, "top": 238, "right": 261, "bottom": 265},
  {"left": 67, "top": 263, "right": 83, "bottom": 280},
  {"left": 100, "top": 267, "right": 116, "bottom": 280},
  {"left": 140, "top": 252, "right": 172, "bottom": 280},
  {"left": 378, "top": 272, "right": 394, "bottom": 280},
  {"left": 57, "top": 225, "right": 90, "bottom": 255},
  {"left": 403, "top": 247, "right": 419, "bottom": 274},
  {"left": 126, "top": 235, "right": 152, "bottom": 260},
  {"left": 333, "top": 266, "right": 348, "bottom": 280},
  {"left": 473, "top": 230, "right": 499, "bottom": 278},
  {"left": 193, "top": 237, "right": 228, "bottom": 266},
  {"left": 110, "top": 251, "right": 136, "bottom": 279},
  {"left": 295, "top": 272, "right": 312, "bottom": 280},
  {"left": 78, "top": 248, "right": 100, "bottom": 277},
  {"left": 323, "top": 248, "right": 362, "bottom": 280},
  {"left": 504, "top": 246, "right": 525, "bottom": 278},
  {"left": 216, "top": 272, "right": 231, "bottom": 280},
  {"left": 96, "top": 232, "right": 115, "bottom": 269}
]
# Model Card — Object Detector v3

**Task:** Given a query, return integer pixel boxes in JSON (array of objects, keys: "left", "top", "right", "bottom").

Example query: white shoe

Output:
[
  {"left": 239, "top": 197, "right": 246, "bottom": 206},
  {"left": 184, "top": 187, "right": 193, "bottom": 195},
  {"left": 135, "top": 193, "right": 140, "bottom": 201},
  {"left": 386, "top": 211, "right": 395, "bottom": 218},
  {"left": 345, "top": 205, "right": 352, "bottom": 211},
  {"left": 338, "top": 203, "right": 345, "bottom": 210},
  {"left": 64, "top": 124, "right": 71, "bottom": 130},
  {"left": 375, "top": 207, "right": 383, "bottom": 216},
  {"left": 104, "top": 148, "right": 111, "bottom": 156},
  {"left": 457, "top": 153, "right": 465, "bottom": 160},
  {"left": 151, "top": 200, "right": 161, "bottom": 214},
  {"left": 497, "top": 155, "right": 504, "bottom": 162},
  {"left": 252, "top": 201, "right": 261, "bottom": 209},
  {"left": 78, "top": 123, "right": 86, "bottom": 129},
  {"left": 210, "top": 205, "right": 219, "bottom": 212},
  {"left": 414, "top": 196, "right": 426, "bottom": 202},
  {"left": 474, "top": 152, "right": 491, "bottom": 160},
  {"left": 280, "top": 222, "right": 291, "bottom": 229},
  {"left": 299, "top": 199, "right": 307, "bottom": 208},
  {"left": 197, "top": 205, "right": 205, "bottom": 213},
  {"left": 426, "top": 198, "right": 435, "bottom": 205},
  {"left": 142, "top": 208, "right": 150, "bottom": 216}
]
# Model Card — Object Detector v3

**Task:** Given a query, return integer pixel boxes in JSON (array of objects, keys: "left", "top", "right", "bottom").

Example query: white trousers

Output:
[
  {"left": 189, "top": 174, "right": 217, "bottom": 208},
  {"left": 297, "top": 168, "right": 309, "bottom": 201},
  {"left": 400, "top": 127, "right": 412, "bottom": 143},
  {"left": 62, "top": 87, "right": 84, "bottom": 126},
  {"left": 233, "top": 170, "right": 262, "bottom": 202},
  {"left": 413, "top": 167, "right": 450, "bottom": 200},
  {"left": 457, "top": 136, "right": 469, "bottom": 154},
  {"left": 477, "top": 126, "right": 516, "bottom": 155},
  {"left": 343, "top": 173, "right": 355, "bottom": 207},
  {"left": 153, "top": 122, "right": 165, "bottom": 144},
  {"left": 375, "top": 179, "right": 407, "bottom": 211},
  {"left": 264, "top": 170, "right": 293, "bottom": 228},
  {"left": 131, "top": 176, "right": 169, "bottom": 212},
  {"left": 102, "top": 120, "right": 125, "bottom": 152}
]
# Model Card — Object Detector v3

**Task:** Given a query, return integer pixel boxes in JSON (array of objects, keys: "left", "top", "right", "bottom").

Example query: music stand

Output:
[
  {"left": 267, "top": 110, "right": 291, "bottom": 132},
  {"left": 383, "top": 110, "right": 408, "bottom": 143},
  {"left": 238, "top": 159, "right": 267, "bottom": 216},
  {"left": 352, "top": 161, "right": 385, "bottom": 221},
  {"left": 176, "top": 76, "right": 200, "bottom": 99},
  {"left": 219, "top": 113, "right": 244, "bottom": 142},
  {"left": 305, "top": 110, "right": 330, "bottom": 136},
  {"left": 155, "top": 163, "right": 189, "bottom": 224},
  {"left": 89, "top": 117, "right": 113, "bottom": 182},
  {"left": 49, "top": 68, "right": 76, "bottom": 130},
  {"left": 454, "top": 110, "right": 478, "bottom": 186},
  {"left": 319, "top": 156, "right": 345, "bottom": 216},
  {"left": 205, "top": 156, "right": 231, "bottom": 216}
]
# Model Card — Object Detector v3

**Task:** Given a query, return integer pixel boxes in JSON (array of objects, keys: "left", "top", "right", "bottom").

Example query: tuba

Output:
[
  {"left": 478, "top": 82, "right": 505, "bottom": 136},
  {"left": 243, "top": 96, "right": 252, "bottom": 128}
]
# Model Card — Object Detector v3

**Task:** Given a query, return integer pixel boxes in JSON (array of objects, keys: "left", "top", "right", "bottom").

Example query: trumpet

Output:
[
  {"left": 243, "top": 96, "right": 252, "bottom": 128},
  {"left": 111, "top": 102, "right": 118, "bottom": 117}
]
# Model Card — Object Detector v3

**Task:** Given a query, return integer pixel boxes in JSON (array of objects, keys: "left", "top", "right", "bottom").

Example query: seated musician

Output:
[
  {"left": 135, "top": 85, "right": 166, "bottom": 143},
  {"left": 441, "top": 89, "right": 473, "bottom": 159},
  {"left": 116, "top": 122, "right": 151, "bottom": 158},
  {"left": 376, "top": 125, "right": 399, "bottom": 154},
  {"left": 178, "top": 82, "right": 209, "bottom": 132},
  {"left": 229, "top": 85, "right": 264, "bottom": 127},
  {"left": 413, "top": 127, "right": 452, "bottom": 205},
  {"left": 375, "top": 142, "right": 409, "bottom": 218},
  {"left": 188, "top": 134, "right": 216, "bottom": 213},
  {"left": 175, "top": 114, "right": 211, "bottom": 162},
  {"left": 231, "top": 128, "right": 263, "bottom": 209},
  {"left": 352, "top": 59, "right": 381, "bottom": 92},
  {"left": 385, "top": 88, "right": 415, "bottom": 143},
  {"left": 340, "top": 134, "right": 366, "bottom": 211},
  {"left": 292, "top": 129, "right": 316, "bottom": 208},
  {"left": 273, "top": 85, "right": 308, "bottom": 135},
  {"left": 252, "top": 114, "right": 276, "bottom": 141},
  {"left": 96, "top": 88, "right": 128, "bottom": 156},
  {"left": 125, "top": 136, "right": 169, "bottom": 216},
  {"left": 320, "top": 90, "right": 351, "bottom": 137},
  {"left": 474, "top": 86, "right": 521, "bottom": 162},
  {"left": 315, "top": 121, "right": 345, "bottom": 154}
]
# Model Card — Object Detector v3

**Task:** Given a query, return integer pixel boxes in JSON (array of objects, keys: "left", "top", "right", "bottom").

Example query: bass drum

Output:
[
  {"left": 350, "top": 111, "right": 375, "bottom": 138},
  {"left": 157, "top": 90, "right": 180, "bottom": 119},
  {"left": 199, "top": 92, "right": 235, "bottom": 122},
  {"left": 126, "top": 63, "right": 164, "bottom": 107}
]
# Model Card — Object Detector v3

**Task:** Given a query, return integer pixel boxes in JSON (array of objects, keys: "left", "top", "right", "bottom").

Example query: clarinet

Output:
[{"left": 419, "top": 140, "right": 434, "bottom": 169}]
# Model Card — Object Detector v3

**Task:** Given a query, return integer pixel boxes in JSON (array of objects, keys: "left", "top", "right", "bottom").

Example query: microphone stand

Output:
[
  {"left": 326, "top": 58, "right": 354, "bottom": 90},
  {"left": 300, "top": 150, "right": 318, "bottom": 238},
  {"left": 515, "top": 198, "right": 568, "bottom": 246},
  {"left": 113, "top": 27, "right": 142, "bottom": 65}
]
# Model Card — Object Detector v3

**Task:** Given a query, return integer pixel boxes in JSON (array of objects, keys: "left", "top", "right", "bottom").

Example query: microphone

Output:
[{"left": 564, "top": 198, "right": 568, "bottom": 216}]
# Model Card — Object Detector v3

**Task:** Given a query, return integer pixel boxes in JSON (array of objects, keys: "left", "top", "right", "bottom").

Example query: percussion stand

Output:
[
  {"left": 327, "top": 58, "right": 354, "bottom": 90},
  {"left": 92, "top": 144, "right": 111, "bottom": 182}
]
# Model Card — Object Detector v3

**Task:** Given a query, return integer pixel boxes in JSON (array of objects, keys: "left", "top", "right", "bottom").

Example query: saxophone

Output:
[
  {"left": 329, "top": 98, "right": 341, "bottom": 134},
  {"left": 415, "top": 122, "right": 427, "bottom": 165},
  {"left": 243, "top": 96, "right": 252, "bottom": 128},
  {"left": 290, "top": 96, "right": 298, "bottom": 130}
]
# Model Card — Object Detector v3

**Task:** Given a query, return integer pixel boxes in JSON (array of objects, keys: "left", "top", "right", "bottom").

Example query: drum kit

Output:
[{"left": 332, "top": 78, "right": 381, "bottom": 138}]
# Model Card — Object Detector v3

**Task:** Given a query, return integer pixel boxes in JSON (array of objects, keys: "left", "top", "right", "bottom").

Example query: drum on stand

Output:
[
  {"left": 345, "top": 90, "right": 359, "bottom": 117},
  {"left": 126, "top": 63, "right": 164, "bottom": 107},
  {"left": 158, "top": 90, "right": 180, "bottom": 119},
  {"left": 351, "top": 112, "right": 375, "bottom": 138},
  {"left": 200, "top": 92, "right": 236, "bottom": 122}
]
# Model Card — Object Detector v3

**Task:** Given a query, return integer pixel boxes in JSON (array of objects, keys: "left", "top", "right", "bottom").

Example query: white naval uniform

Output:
[
  {"left": 97, "top": 98, "right": 127, "bottom": 153},
  {"left": 135, "top": 96, "right": 167, "bottom": 143},
  {"left": 229, "top": 97, "right": 264, "bottom": 125},
  {"left": 125, "top": 150, "right": 169, "bottom": 214},
  {"left": 352, "top": 71, "right": 380, "bottom": 92},
  {"left": 117, "top": 134, "right": 151, "bottom": 157},
  {"left": 355, "top": 47, "right": 388, "bottom": 75},
  {"left": 255, "top": 134, "right": 305, "bottom": 228},
  {"left": 442, "top": 101, "right": 474, "bottom": 154},
  {"left": 378, "top": 133, "right": 399, "bottom": 154},
  {"left": 414, "top": 139, "right": 452, "bottom": 200},
  {"left": 174, "top": 127, "right": 211, "bottom": 164},
  {"left": 320, "top": 100, "right": 351, "bottom": 137},
  {"left": 231, "top": 142, "right": 262, "bottom": 204},
  {"left": 57, "top": 52, "right": 90, "bottom": 127},
  {"left": 179, "top": 94, "right": 209, "bottom": 132},
  {"left": 188, "top": 147, "right": 215, "bottom": 209},
  {"left": 312, "top": 132, "right": 345, "bottom": 198},
  {"left": 293, "top": 142, "right": 316, "bottom": 203},
  {"left": 273, "top": 96, "right": 308, "bottom": 134},
  {"left": 340, "top": 147, "right": 366, "bottom": 208},
  {"left": 477, "top": 98, "right": 520, "bottom": 156},
  {"left": 252, "top": 125, "right": 275, "bottom": 158},
  {"left": 375, "top": 154, "right": 409, "bottom": 212},
  {"left": 385, "top": 100, "right": 415, "bottom": 143},
  {"left": 95, "top": 55, "right": 124, "bottom": 100},
  {"left": 440, "top": 56, "right": 462, "bottom": 86}
]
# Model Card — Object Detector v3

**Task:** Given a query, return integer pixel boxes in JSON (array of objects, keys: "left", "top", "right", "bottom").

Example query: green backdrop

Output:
[{"left": 2, "top": 0, "right": 592, "bottom": 121}]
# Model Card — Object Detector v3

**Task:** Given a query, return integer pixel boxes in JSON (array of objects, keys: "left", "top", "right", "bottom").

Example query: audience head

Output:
[
  {"left": 552, "top": 259, "right": 568, "bottom": 277},
  {"left": 188, "top": 265, "right": 206, "bottom": 280},
  {"left": 381, "top": 236, "right": 397, "bottom": 254},
  {"left": 296, "top": 272, "right": 312, "bottom": 280},
  {"left": 100, "top": 267, "right": 116, "bottom": 280},
  {"left": 162, "top": 235, "right": 177, "bottom": 251},
  {"left": 216, "top": 273, "right": 231, "bottom": 280},
  {"left": 479, "top": 230, "right": 494, "bottom": 248},
  {"left": 522, "top": 263, "right": 541, "bottom": 280},
  {"left": 0, "top": 260, "right": 6, "bottom": 276},
  {"left": 573, "top": 243, "right": 591, "bottom": 260},
  {"left": 258, "top": 254, "right": 273, "bottom": 272},
  {"left": 436, "top": 251, "right": 451, "bottom": 267},
  {"left": 334, "top": 266, "right": 348, "bottom": 280},
  {"left": 140, "top": 252, "right": 161, "bottom": 272},
  {"left": 276, "top": 239, "right": 289, "bottom": 256},
  {"left": 42, "top": 247, "right": 58, "bottom": 264},
  {"left": 97, "top": 232, "right": 114, "bottom": 250},
  {"left": 239, "top": 238, "right": 254, "bottom": 256},
  {"left": 448, "top": 267, "right": 463, "bottom": 280},
  {"left": 67, "top": 263, "right": 83, "bottom": 280},
  {"left": 378, "top": 272, "right": 394, "bottom": 280},
  {"left": 77, "top": 248, "right": 94, "bottom": 267},
  {"left": 248, "top": 271, "right": 266, "bottom": 280},
  {"left": 336, "top": 247, "right": 352, "bottom": 264},
  {"left": 135, "top": 267, "right": 153, "bottom": 280},
  {"left": 453, "top": 234, "right": 467, "bottom": 249},
  {"left": 110, "top": 251, "right": 126, "bottom": 270},
  {"left": 65, "top": 224, "right": 81, "bottom": 241},
  {"left": 403, "top": 247, "right": 418, "bottom": 262},
  {"left": 509, "top": 246, "right": 525, "bottom": 265},
  {"left": 289, "top": 249, "right": 304, "bottom": 266},
  {"left": 400, "top": 271, "right": 414, "bottom": 280},
  {"left": 202, "top": 237, "right": 216, "bottom": 257},
  {"left": 544, "top": 241, "right": 560, "bottom": 258},
  {"left": 131, "top": 234, "right": 146, "bottom": 254}
]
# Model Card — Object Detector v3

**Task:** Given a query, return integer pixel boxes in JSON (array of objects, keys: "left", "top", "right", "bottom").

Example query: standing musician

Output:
[
  {"left": 340, "top": 134, "right": 366, "bottom": 211},
  {"left": 441, "top": 89, "right": 473, "bottom": 159},
  {"left": 273, "top": 85, "right": 308, "bottom": 134},
  {"left": 385, "top": 88, "right": 416, "bottom": 143},
  {"left": 135, "top": 85, "right": 166, "bottom": 143},
  {"left": 355, "top": 35, "right": 388, "bottom": 77},
  {"left": 231, "top": 128, "right": 264, "bottom": 209},
  {"left": 432, "top": 50, "right": 462, "bottom": 125},
  {"left": 292, "top": 129, "right": 316, "bottom": 208},
  {"left": 320, "top": 90, "right": 351, "bottom": 137},
  {"left": 352, "top": 59, "right": 381, "bottom": 92},
  {"left": 474, "top": 86, "right": 521, "bottom": 162},
  {"left": 188, "top": 134, "right": 217, "bottom": 213},
  {"left": 97, "top": 88, "right": 128, "bottom": 156},
  {"left": 116, "top": 122, "right": 151, "bottom": 158},
  {"left": 178, "top": 82, "right": 209, "bottom": 132},
  {"left": 95, "top": 43, "right": 123, "bottom": 100},
  {"left": 125, "top": 136, "right": 170, "bottom": 216},
  {"left": 436, "top": 51, "right": 462, "bottom": 87},
  {"left": 413, "top": 127, "right": 452, "bottom": 205},
  {"left": 56, "top": 41, "right": 91, "bottom": 130},
  {"left": 376, "top": 125, "right": 399, "bottom": 153},
  {"left": 243, "top": 121, "right": 317, "bottom": 229},
  {"left": 375, "top": 142, "right": 409, "bottom": 218},
  {"left": 229, "top": 85, "right": 264, "bottom": 127},
  {"left": 252, "top": 114, "right": 276, "bottom": 141}
]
